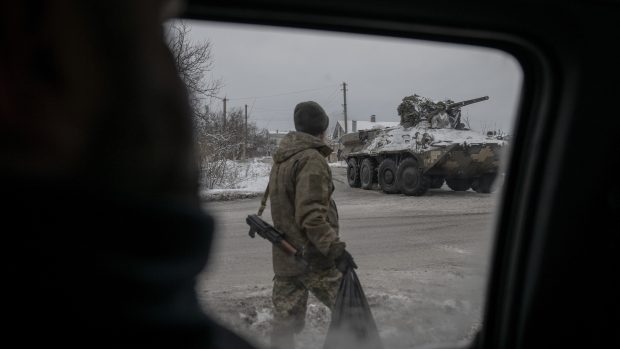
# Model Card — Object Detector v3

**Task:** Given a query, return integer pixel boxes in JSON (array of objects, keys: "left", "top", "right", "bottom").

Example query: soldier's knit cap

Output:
[{"left": 294, "top": 101, "right": 329, "bottom": 136}]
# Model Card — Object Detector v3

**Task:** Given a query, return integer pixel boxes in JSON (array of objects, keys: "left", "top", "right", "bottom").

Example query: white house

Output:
[{"left": 331, "top": 115, "right": 399, "bottom": 140}]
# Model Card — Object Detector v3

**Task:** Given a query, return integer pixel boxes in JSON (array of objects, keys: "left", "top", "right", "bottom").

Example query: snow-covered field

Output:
[
  {"left": 201, "top": 157, "right": 347, "bottom": 201},
  {"left": 200, "top": 157, "right": 272, "bottom": 201},
  {"left": 198, "top": 167, "right": 498, "bottom": 349}
]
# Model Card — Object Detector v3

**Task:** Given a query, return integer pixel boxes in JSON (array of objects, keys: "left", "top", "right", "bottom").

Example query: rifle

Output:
[{"left": 246, "top": 214, "right": 308, "bottom": 267}]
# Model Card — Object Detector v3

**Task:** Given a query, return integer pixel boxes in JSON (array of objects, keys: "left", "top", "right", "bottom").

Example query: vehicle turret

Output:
[{"left": 399, "top": 95, "right": 489, "bottom": 128}]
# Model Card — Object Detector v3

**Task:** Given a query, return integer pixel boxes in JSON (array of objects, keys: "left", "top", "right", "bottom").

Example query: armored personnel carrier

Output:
[{"left": 344, "top": 95, "right": 506, "bottom": 196}]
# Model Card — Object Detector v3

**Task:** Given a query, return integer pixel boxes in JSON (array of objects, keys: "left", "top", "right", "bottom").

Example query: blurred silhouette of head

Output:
[{"left": 0, "top": 0, "right": 198, "bottom": 205}]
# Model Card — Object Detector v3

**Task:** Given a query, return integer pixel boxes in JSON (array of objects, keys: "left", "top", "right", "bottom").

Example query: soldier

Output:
[{"left": 266, "top": 101, "right": 347, "bottom": 349}]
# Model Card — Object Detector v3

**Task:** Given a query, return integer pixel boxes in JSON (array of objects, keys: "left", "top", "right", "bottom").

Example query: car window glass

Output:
[{"left": 169, "top": 19, "right": 523, "bottom": 349}]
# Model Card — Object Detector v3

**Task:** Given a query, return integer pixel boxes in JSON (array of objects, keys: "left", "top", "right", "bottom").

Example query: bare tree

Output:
[
  {"left": 165, "top": 21, "right": 271, "bottom": 189},
  {"left": 195, "top": 108, "right": 271, "bottom": 188},
  {"left": 166, "top": 20, "right": 222, "bottom": 115}
]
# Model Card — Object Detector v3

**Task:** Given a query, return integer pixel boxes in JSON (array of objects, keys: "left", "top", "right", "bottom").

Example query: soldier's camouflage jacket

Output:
[{"left": 268, "top": 131, "right": 342, "bottom": 276}]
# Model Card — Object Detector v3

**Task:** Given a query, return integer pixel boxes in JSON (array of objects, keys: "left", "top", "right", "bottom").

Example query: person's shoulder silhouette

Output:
[{"left": 1, "top": 1, "right": 255, "bottom": 348}]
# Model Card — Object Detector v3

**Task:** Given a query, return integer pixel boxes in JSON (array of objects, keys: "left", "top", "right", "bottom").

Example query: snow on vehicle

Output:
[{"left": 343, "top": 95, "right": 506, "bottom": 196}]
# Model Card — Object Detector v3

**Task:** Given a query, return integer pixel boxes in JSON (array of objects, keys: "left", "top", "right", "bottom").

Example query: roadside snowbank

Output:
[
  {"left": 328, "top": 160, "right": 347, "bottom": 168},
  {"left": 200, "top": 157, "right": 272, "bottom": 201},
  {"left": 201, "top": 157, "right": 346, "bottom": 201}
]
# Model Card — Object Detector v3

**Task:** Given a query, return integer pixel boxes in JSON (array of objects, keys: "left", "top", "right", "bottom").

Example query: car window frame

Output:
[{"left": 180, "top": 2, "right": 563, "bottom": 348}]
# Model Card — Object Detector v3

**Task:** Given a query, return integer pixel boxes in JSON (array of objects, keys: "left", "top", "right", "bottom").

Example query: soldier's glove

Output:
[
  {"left": 327, "top": 241, "right": 345, "bottom": 260},
  {"left": 327, "top": 241, "right": 347, "bottom": 272},
  {"left": 334, "top": 250, "right": 358, "bottom": 273}
]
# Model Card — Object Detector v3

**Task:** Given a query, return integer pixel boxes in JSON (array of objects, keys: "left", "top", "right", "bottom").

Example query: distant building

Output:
[{"left": 331, "top": 115, "right": 399, "bottom": 140}]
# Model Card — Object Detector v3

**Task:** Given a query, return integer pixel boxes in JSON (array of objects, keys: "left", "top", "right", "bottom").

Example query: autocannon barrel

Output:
[
  {"left": 446, "top": 96, "right": 489, "bottom": 110},
  {"left": 420, "top": 96, "right": 489, "bottom": 119}
]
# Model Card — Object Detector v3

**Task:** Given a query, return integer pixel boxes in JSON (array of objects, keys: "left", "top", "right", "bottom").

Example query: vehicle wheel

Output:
[
  {"left": 472, "top": 173, "right": 497, "bottom": 193},
  {"left": 378, "top": 158, "right": 400, "bottom": 194},
  {"left": 347, "top": 158, "right": 361, "bottom": 188},
  {"left": 446, "top": 178, "right": 473, "bottom": 191},
  {"left": 359, "top": 158, "right": 376, "bottom": 190},
  {"left": 397, "top": 158, "right": 430, "bottom": 196},
  {"left": 430, "top": 177, "right": 445, "bottom": 189}
]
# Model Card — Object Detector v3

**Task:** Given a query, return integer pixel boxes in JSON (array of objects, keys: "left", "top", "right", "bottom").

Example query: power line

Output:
[
  {"left": 256, "top": 108, "right": 292, "bottom": 113},
  {"left": 226, "top": 85, "right": 342, "bottom": 133},
  {"left": 249, "top": 98, "right": 257, "bottom": 116},
  {"left": 222, "top": 85, "right": 340, "bottom": 113},
  {"left": 320, "top": 87, "right": 343, "bottom": 109},
  {"left": 225, "top": 84, "right": 339, "bottom": 101}
]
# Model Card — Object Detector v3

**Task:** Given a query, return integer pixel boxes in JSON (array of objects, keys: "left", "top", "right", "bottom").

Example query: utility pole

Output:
[
  {"left": 222, "top": 96, "right": 228, "bottom": 128},
  {"left": 244, "top": 104, "right": 248, "bottom": 159},
  {"left": 342, "top": 82, "right": 348, "bottom": 133}
]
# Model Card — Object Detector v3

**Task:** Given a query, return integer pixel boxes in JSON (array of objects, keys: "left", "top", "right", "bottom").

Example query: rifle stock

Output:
[{"left": 246, "top": 214, "right": 307, "bottom": 267}]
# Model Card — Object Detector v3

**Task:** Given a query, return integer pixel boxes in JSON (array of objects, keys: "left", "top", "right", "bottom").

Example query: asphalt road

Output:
[{"left": 197, "top": 166, "right": 500, "bottom": 349}]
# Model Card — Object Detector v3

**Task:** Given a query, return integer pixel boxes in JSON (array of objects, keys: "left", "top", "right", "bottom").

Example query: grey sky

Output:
[{"left": 185, "top": 20, "right": 522, "bottom": 134}]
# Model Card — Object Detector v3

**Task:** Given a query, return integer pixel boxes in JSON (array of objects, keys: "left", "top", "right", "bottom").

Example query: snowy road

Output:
[{"left": 197, "top": 167, "right": 499, "bottom": 349}]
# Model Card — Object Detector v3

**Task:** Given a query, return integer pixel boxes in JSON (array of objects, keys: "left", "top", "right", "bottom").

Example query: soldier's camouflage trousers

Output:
[{"left": 271, "top": 267, "right": 342, "bottom": 348}]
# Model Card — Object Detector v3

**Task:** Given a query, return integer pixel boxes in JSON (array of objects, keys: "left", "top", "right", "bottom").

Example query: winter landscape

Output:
[
  {"left": 164, "top": 18, "right": 518, "bottom": 349},
  {"left": 197, "top": 160, "right": 497, "bottom": 349}
]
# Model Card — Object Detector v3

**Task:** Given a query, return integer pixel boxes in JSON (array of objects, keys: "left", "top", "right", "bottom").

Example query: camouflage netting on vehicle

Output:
[{"left": 397, "top": 94, "right": 454, "bottom": 126}]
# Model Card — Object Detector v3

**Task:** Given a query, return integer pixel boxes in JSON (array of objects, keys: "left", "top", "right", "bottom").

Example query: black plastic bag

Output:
[{"left": 324, "top": 267, "right": 383, "bottom": 349}]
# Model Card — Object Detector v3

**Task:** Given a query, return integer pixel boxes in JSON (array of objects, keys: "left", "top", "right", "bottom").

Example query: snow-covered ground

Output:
[
  {"left": 202, "top": 282, "right": 479, "bottom": 349},
  {"left": 329, "top": 160, "right": 347, "bottom": 168},
  {"left": 200, "top": 157, "right": 272, "bottom": 201},
  {"left": 198, "top": 167, "right": 498, "bottom": 348},
  {"left": 201, "top": 157, "right": 346, "bottom": 201}
]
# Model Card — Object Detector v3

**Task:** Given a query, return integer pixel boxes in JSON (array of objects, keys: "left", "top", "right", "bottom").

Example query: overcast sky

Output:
[{"left": 184, "top": 20, "right": 523, "bottom": 134}]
